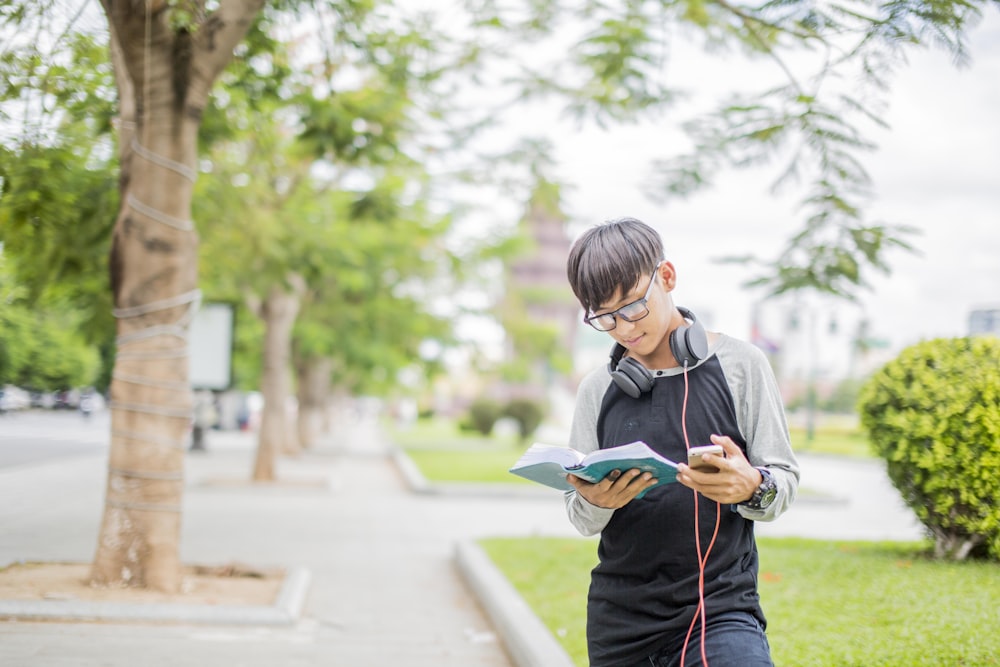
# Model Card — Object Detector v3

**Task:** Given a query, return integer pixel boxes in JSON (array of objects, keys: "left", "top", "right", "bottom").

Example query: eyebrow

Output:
[{"left": 593, "top": 279, "right": 645, "bottom": 314}]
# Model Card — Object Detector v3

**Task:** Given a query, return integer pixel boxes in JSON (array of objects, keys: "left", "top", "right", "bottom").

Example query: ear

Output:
[{"left": 658, "top": 261, "right": 678, "bottom": 291}]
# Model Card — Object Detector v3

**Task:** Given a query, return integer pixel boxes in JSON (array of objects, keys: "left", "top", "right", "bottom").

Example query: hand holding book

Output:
[{"left": 509, "top": 440, "right": 680, "bottom": 499}]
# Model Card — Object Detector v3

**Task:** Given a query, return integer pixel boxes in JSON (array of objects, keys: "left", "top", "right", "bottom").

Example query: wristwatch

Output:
[{"left": 741, "top": 467, "right": 777, "bottom": 510}]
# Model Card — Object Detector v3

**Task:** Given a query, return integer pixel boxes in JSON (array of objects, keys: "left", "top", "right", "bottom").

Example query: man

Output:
[{"left": 564, "top": 217, "right": 799, "bottom": 666}]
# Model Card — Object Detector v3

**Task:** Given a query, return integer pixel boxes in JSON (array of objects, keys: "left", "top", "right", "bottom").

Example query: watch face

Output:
[{"left": 759, "top": 486, "right": 778, "bottom": 509}]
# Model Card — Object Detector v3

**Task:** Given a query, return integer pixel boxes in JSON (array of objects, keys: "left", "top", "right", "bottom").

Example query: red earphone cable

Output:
[{"left": 679, "top": 363, "right": 722, "bottom": 666}]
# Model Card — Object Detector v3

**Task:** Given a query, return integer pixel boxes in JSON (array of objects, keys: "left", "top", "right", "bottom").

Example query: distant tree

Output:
[
  {"left": 195, "top": 11, "right": 464, "bottom": 472},
  {"left": 0, "top": 311, "right": 100, "bottom": 392},
  {"left": 290, "top": 176, "right": 457, "bottom": 449},
  {"left": 0, "top": 29, "right": 118, "bottom": 387}
]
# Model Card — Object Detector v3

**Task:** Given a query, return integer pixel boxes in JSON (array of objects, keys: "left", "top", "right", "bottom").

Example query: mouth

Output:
[{"left": 621, "top": 334, "right": 644, "bottom": 347}]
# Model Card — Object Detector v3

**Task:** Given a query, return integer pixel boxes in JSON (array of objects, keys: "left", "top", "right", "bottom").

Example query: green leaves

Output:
[
  {"left": 297, "top": 86, "right": 406, "bottom": 165},
  {"left": 0, "top": 259, "right": 101, "bottom": 390},
  {"left": 195, "top": 27, "right": 461, "bottom": 397},
  {"left": 652, "top": 79, "right": 921, "bottom": 298}
]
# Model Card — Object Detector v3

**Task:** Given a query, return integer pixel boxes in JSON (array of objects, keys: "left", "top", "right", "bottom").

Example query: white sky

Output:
[
  {"left": 462, "top": 8, "right": 1000, "bottom": 368},
  {"left": 559, "top": 12, "right": 1000, "bottom": 346}
]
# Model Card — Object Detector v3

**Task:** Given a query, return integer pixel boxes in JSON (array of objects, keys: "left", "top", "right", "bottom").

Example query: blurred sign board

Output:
[{"left": 189, "top": 302, "right": 234, "bottom": 390}]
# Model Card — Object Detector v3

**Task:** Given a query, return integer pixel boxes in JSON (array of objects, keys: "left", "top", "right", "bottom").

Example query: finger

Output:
[
  {"left": 709, "top": 433, "right": 734, "bottom": 449},
  {"left": 677, "top": 464, "right": 724, "bottom": 489},
  {"left": 567, "top": 473, "right": 599, "bottom": 492},
  {"left": 676, "top": 464, "right": 695, "bottom": 489},
  {"left": 710, "top": 434, "right": 746, "bottom": 460},
  {"left": 615, "top": 468, "right": 648, "bottom": 488},
  {"left": 677, "top": 464, "right": 705, "bottom": 485},
  {"left": 619, "top": 469, "right": 656, "bottom": 496}
]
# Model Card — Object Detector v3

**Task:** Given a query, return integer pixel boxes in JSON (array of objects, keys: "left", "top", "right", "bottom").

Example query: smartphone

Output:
[{"left": 687, "top": 444, "right": 724, "bottom": 472}]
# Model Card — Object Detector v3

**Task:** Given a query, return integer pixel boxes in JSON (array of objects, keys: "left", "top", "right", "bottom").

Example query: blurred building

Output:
[
  {"left": 501, "top": 181, "right": 579, "bottom": 395},
  {"left": 969, "top": 306, "right": 1000, "bottom": 336}
]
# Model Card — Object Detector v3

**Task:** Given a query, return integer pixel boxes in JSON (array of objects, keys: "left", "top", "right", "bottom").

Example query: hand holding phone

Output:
[{"left": 687, "top": 444, "right": 724, "bottom": 472}]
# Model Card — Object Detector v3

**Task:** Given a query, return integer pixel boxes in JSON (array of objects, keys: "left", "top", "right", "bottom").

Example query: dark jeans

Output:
[{"left": 627, "top": 610, "right": 773, "bottom": 667}]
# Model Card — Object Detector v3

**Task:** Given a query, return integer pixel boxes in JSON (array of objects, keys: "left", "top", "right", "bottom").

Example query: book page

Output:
[
  {"left": 514, "top": 443, "right": 585, "bottom": 469},
  {"left": 582, "top": 441, "right": 674, "bottom": 467}
]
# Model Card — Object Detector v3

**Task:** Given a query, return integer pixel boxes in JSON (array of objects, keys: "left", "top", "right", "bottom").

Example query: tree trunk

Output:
[
  {"left": 296, "top": 356, "right": 333, "bottom": 449},
  {"left": 252, "top": 277, "right": 305, "bottom": 480},
  {"left": 94, "top": 1, "right": 263, "bottom": 592}
]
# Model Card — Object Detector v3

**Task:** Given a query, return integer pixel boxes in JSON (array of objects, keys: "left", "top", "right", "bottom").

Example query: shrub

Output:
[
  {"left": 503, "top": 398, "right": 547, "bottom": 444},
  {"left": 858, "top": 337, "right": 1000, "bottom": 560},
  {"left": 460, "top": 398, "right": 503, "bottom": 436}
]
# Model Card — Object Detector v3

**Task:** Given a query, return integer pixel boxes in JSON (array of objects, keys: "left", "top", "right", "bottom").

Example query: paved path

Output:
[
  {"left": 0, "top": 413, "right": 574, "bottom": 667},
  {"left": 0, "top": 411, "right": 923, "bottom": 666}
]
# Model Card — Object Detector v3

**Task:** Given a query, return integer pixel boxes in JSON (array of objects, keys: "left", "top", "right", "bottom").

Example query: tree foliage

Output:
[
  {"left": 0, "top": 307, "right": 101, "bottom": 391},
  {"left": 194, "top": 8, "right": 462, "bottom": 401},
  {"left": 0, "top": 22, "right": 117, "bottom": 387},
  {"left": 0, "top": 257, "right": 100, "bottom": 390}
]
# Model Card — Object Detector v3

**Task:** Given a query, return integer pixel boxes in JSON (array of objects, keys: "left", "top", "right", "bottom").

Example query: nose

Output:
[{"left": 615, "top": 316, "right": 639, "bottom": 337}]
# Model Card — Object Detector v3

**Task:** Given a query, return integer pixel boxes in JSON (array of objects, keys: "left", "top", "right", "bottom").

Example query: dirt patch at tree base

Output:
[{"left": 0, "top": 561, "right": 283, "bottom": 607}]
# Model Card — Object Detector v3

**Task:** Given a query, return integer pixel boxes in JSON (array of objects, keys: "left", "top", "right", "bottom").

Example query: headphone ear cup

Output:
[
  {"left": 668, "top": 324, "right": 693, "bottom": 367},
  {"left": 611, "top": 357, "right": 654, "bottom": 398},
  {"left": 687, "top": 317, "right": 708, "bottom": 359},
  {"left": 669, "top": 309, "right": 709, "bottom": 367}
]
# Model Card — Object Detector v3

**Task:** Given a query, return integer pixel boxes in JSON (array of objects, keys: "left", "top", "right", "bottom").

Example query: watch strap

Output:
[{"left": 740, "top": 466, "right": 776, "bottom": 510}]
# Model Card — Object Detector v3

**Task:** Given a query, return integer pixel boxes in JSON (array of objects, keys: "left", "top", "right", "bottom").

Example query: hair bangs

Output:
[{"left": 567, "top": 217, "right": 663, "bottom": 315}]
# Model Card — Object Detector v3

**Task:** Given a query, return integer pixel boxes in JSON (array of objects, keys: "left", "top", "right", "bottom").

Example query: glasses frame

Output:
[{"left": 583, "top": 262, "right": 663, "bottom": 332}]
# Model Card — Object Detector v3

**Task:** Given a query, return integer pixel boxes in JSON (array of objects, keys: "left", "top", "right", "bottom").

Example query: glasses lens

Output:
[
  {"left": 588, "top": 314, "right": 616, "bottom": 331},
  {"left": 617, "top": 301, "right": 649, "bottom": 322}
]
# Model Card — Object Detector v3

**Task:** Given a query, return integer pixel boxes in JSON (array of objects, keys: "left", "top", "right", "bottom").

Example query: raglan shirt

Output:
[{"left": 565, "top": 334, "right": 799, "bottom": 666}]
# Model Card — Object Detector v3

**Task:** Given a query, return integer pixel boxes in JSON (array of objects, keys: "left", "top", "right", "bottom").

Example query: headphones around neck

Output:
[{"left": 607, "top": 307, "right": 709, "bottom": 398}]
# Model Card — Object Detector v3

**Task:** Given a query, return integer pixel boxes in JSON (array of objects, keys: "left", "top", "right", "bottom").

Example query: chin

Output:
[{"left": 633, "top": 333, "right": 668, "bottom": 357}]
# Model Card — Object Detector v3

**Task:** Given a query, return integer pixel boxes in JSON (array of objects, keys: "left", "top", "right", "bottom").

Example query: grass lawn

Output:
[
  {"left": 480, "top": 536, "right": 1000, "bottom": 667},
  {"left": 387, "top": 418, "right": 536, "bottom": 484},
  {"left": 789, "top": 420, "right": 873, "bottom": 458}
]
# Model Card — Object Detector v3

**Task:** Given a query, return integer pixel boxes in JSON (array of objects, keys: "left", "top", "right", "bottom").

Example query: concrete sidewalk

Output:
[
  {"left": 0, "top": 414, "right": 923, "bottom": 667},
  {"left": 0, "top": 415, "right": 578, "bottom": 667}
]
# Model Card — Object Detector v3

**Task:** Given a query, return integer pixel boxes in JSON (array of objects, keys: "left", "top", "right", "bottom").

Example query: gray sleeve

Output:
[
  {"left": 715, "top": 336, "right": 800, "bottom": 522},
  {"left": 563, "top": 365, "right": 616, "bottom": 536}
]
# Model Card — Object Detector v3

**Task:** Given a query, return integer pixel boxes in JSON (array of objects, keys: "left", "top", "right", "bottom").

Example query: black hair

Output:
[{"left": 566, "top": 217, "right": 664, "bottom": 315}]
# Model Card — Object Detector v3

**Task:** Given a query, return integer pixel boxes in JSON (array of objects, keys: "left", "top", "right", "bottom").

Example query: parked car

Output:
[{"left": 0, "top": 386, "right": 31, "bottom": 413}]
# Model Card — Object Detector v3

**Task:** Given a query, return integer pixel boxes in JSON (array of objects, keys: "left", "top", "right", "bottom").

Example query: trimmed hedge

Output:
[
  {"left": 858, "top": 337, "right": 1000, "bottom": 560},
  {"left": 460, "top": 398, "right": 503, "bottom": 436},
  {"left": 503, "top": 397, "right": 546, "bottom": 443}
]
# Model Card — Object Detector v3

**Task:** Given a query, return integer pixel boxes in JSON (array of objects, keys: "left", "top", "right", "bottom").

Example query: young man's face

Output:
[{"left": 591, "top": 262, "right": 674, "bottom": 358}]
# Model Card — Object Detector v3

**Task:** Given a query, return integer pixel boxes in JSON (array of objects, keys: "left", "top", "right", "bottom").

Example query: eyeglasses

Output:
[{"left": 584, "top": 263, "right": 662, "bottom": 332}]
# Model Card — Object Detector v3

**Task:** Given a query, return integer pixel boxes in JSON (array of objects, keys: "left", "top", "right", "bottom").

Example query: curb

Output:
[
  {"left": 390, "top": 445, "right": 433, "bottom": 494},
  {"left": 454, "top": 541, "right": 575, "bottom": 667},
  {"left": 0, "top": 566, "right": 311, "bottom": 626}
]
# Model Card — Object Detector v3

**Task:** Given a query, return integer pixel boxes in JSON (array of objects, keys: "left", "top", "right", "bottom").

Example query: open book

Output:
[{"left": 509, "top": 440, "right": 679, "bottom": 498}]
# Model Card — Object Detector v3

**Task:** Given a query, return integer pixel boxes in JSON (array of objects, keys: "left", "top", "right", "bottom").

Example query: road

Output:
[{"left": 0, "top": 410, "right": 110, "bottom": 469}]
